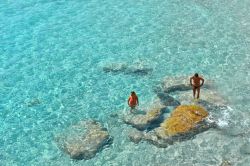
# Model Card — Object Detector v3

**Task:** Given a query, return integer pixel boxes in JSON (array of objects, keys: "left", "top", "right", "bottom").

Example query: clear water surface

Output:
[{"left": 0, "top": 0, "right": 250, "bottom": 165}]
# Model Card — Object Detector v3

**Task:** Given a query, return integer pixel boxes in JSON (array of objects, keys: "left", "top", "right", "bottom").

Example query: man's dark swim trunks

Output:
[{"left": 193, "top": 85, "right": 200, "bottom": 89}]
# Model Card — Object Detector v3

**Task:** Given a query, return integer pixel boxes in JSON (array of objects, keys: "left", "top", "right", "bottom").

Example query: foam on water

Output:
[
  {"left": 216, "top": 106, "right": 232, "bottom": 128},
  {"left": 1, "top": 0, "right": 250, "bottom": 165}
]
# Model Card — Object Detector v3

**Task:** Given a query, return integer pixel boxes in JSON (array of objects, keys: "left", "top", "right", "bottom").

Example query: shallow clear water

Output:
[{"left": 1, "top": 0, "right": 250, "bottom": 165}]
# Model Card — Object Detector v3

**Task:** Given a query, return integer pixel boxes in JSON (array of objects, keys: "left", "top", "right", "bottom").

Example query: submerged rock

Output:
[
  {"left": 157, "top": 76, "right": 214, "bottom": 93},
  {"left": 222, "top": 126, "right": 250, "bottom": 138},
  {"left": 103, "top": 63, "right": 127, "bottom": 73},
  {"left": 177, "top": 89, "right": 227, "bottom": 107},
  {"left": 156, "top": 92, "right": 180, "bottom": 106},
  {"left": 56, "top": 120, "right": 112, "bottom": 160},
  {"left": 128, "top": 129, "right": 170, "bottom": 148},
  {"left": 220, "top": 160, "right": 232, "bottom": 166},
  {"left": 240, "top": 142, "right": 250, "bottom": 154},
  {"left": 128, "top": 129, "right": 144, "bottom": 144},
  {"left": 26, "top": 98, "right": 41, "bottom": 107},
  {"left": 125, "top": 67, "right": 153, "bottom": 75},
  {"left": 122, "top": 107, "right": 165, "bottom": 130},
  {"left": 102, "top": 62, "right": 153, "bottom": 76}
]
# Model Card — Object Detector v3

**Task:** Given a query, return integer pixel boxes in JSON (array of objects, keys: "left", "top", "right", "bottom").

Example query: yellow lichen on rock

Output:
[{"left": 160, "top": 105, "right": 208, "bottom": 136}]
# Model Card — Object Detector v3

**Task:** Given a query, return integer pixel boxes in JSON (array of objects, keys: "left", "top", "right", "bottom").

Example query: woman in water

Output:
[{"left": 128, "top": 91, "right": 139, "bottom": 112}]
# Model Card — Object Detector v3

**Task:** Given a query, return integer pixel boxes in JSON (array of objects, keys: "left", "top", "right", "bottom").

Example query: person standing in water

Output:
[
  {"left": 190, "top": 73, "right": 205, "bottom": 99},
  {"left": 128, "top": 91, "right": 139, "bottom": 112}
]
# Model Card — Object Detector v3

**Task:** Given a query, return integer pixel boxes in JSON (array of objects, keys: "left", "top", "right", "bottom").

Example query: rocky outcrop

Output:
[
  {"left": 56, "top": 120, "right": 112, "bottom": 160},
  {"left": 102, "top": 62, "right": 153, "bottom": 76},
  {"left": 127, "top": 75, "right": 227, "bottom": 148},
  {"left": 129, "top": 105, "right": 216, "bottom": 147},
  {"left": 122, "top": 107, "right": 165, "bottom": 130}
]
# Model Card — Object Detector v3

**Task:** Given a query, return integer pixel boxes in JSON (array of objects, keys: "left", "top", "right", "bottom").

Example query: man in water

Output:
[
  {"left": 128, "top": 91, "right": 139, "bottom": 113},
  {"left": 190, "top": 73, "right": 204, "bottom": 99}
]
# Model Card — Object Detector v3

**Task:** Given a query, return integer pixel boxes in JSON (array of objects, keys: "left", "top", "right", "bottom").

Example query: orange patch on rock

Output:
[{"left": 160, "top": 105, "right": 208, "bottom": 136}]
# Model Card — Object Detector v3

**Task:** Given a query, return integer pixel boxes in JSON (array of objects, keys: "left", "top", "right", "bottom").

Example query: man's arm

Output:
[
  {"left": 137, "top": 97, "right": 139, "bottom": 106},
  {"left": 200, "top": 78, "right": 204, "bottom": 87},
  {"left": 190, "top": 77, "right": 193, "bottom": 86},
  {"left": 127, "top": 98, "right": 130, "bottom": 105}
]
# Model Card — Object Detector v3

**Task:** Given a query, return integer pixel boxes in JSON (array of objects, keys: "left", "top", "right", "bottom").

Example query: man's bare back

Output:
[{"left": 190, "top": 73, "right": 204, "bottom": 99}]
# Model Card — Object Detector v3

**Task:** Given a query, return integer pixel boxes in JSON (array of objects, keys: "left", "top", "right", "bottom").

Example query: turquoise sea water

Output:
[{"left": 1, "top": 0, "right": 250, "bottom": 165}]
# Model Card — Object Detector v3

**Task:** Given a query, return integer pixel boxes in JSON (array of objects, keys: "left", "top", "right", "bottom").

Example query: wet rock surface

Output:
[
  {"left": 56, "top": 120, "right": 112, "bottom": 160},
  {"left": 122, "top": 107, "right": 165, "bottom": 130}
]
